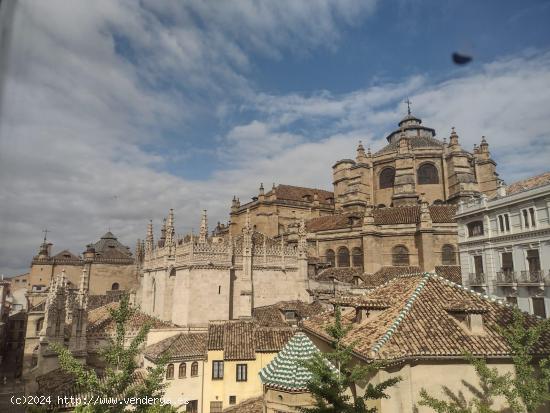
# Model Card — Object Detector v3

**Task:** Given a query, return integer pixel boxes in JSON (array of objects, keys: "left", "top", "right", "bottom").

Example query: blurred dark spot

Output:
[{"left": 452, "top": 52, "right": 473, "bottom": 65}]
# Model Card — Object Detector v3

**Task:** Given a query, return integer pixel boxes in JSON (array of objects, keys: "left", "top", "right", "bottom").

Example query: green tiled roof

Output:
[{"left": 259, "top": 332, "right": 319, "bottom": 391}]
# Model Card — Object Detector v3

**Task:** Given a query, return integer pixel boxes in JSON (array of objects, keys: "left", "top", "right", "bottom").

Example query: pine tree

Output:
[
  {"left": 418, "top": 307, "right": 550, "bottom": 413},
  {"left": 300, "top": 306, "right": 401, "bottom": 413},
  {"left": 49, "top": 295, "right": 175, "bottom": 412}
]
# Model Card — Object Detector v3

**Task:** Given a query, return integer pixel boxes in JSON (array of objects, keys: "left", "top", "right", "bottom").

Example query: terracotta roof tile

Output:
[
  {"left": 144, "top": 333, "right": 207, "bottom": 361},
  {"left": 312, "top": 267, "right": 364, "bottom": 283},
  {"left": 268, "top": 184, "right": 334, "bottom": 205},
  {"left": 435, "top": 266, "right": 462, "bottom": 285},
  {"left": 87, "top": 302, "right": 173, "bottom": 335},
  {"left": 207, "top": 321, "right": 294, "bottom": 360},
  {"left": 303, "top": 273, "right": 550, "bottom": 361},
  {"left": 505, "top": 171, "right": 550, "bottom": 196},
  {"left": 253, "top": 300, "right": 324, "bottom": 327},
  {"left": 364, "top": 266, "right": 421, "bottom": 287},
  {"left": 306, "top": 205, "right": 457, "bottom": 232}
]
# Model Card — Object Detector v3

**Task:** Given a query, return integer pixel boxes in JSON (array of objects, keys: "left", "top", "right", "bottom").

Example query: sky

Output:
[{"left": 1, "top": 0, "right": 550, "bottom": 276}]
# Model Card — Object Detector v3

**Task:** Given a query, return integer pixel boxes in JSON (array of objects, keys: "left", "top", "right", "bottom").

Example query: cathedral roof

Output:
[
  {"left": 303, "top": 273, "right": 550, "bottom": 361},
  {"left": 259, "top": 332, "right": 323, "bottom": 391},
  {"left": 268, "top": 184, "right": 334, "bottom": 204},
  {"left": 375, "top": 134, "right": 443, "bottom": 155},
  {"left": 305, "top": 205, "right": 457, "bottom": 233},
  {"left": 90, "top": 231, "right": 132, "bottom": 259},
  {"left": 144, "top": 333, "right": 208, "bottom": 362},
  {"left": 52, "top": 250, "right": 81, "bottom": 260}
]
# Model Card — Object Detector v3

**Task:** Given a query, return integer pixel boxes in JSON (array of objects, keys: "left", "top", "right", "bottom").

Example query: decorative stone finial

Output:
[{"left": 199, "top": 209, "right": 208, "bottom": 244}]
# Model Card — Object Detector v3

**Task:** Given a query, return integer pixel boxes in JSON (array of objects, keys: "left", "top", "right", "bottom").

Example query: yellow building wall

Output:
[{"left": 202, "top": 350, "right": 277, "bottom": 412}]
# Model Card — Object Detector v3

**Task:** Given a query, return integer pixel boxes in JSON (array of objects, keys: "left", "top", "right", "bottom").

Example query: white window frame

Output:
[
  {"left": 497, "top": 213, "right": 511, "bottom": 234},
  {"left": 520, "top": 207, "right": 537, "bottom": 230}
]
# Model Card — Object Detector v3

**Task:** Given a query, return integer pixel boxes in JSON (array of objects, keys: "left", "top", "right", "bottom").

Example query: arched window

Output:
[
  {"left": 352, "top": 247, "right": 363, "bottom": 268},
  {"left": 417, "top": 163, "right": 439, "bottom": 184},
  {"left": 111, "top": 282, "right": 119, "bottom": 291},
  {"left": 326, "top": 249, "right": 335, "bottom": 267},
  {"left": 442, "top": 244, "right": 457, "bottom": 265},
  {"left": 467, "top": 221, "right": 484, "bottom": 237},
  {"left": 36, "top": 318, "right": 44, "bottom": 335},
  {"left": 166, "top": 363, "right": 174, "bottom": 380},
  {"left": 337, "top": 247, "right": 350, "bottom": 267},
  {"left": 379, "top": 167, "right": 395, "bottom": 189},
  {"left": 179, "top": 363, "right": 186, "bottom": 378},
  {"left": 191, "top": 361, "right": 199, "bottom": 377},
  {"left": 392, "top": 245, "right": 410, "bottom": 266}
]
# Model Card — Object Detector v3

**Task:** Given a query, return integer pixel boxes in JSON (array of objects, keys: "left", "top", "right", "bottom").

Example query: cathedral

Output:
[{"left": 138, "top": 111, "right": 500, "bottom": 326}]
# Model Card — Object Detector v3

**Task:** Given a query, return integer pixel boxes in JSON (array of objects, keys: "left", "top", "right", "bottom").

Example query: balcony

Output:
[
  {"left": 468, "top": 273, "right": 486, "bottom": 287},
  {"left": 517, "top": 270, "right": 543, "bottom": 285},
  {"left": 496, "top": 271, "right": 516, "bottom": 285}
]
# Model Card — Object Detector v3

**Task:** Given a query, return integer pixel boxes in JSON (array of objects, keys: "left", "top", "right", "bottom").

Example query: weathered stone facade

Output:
[
  {"left": 27, "top": 231, "right": 138, "bottom": 300},
  {"left": 138, "top": 210, "right": 310, "bottom": 326}
]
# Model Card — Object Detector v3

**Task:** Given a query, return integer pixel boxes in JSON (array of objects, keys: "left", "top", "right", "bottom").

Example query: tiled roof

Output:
[
  {"left": 259, "top": 332, "right": 323, "bottom": 391},
  {"left": 364, "top": 266, "right": 421, "bottom": 287},
  {"left": 303, "top": 273, "right": 550, "bottom": 361},
  {"left": 312, "top": 267, "right": 364, "bottom": 283},
  {"left": 87, "top": 302, "right": 173, "bottom": 335},
  {"left": 52, "top": 249, "right": 81, "bottom": 260},
  {"left": 268, "top": 184, "right": 334, "bottom": 205},
  {"left": 328, "top": 296, "right": 391, "bottom": 310},
  {"left": 222, "top": 396, "right": 263, "bottom": 413},
  {"left": 505, "top": 171, "right": 550, "bottom": 196},
  {"left": 373, "top": 205, "right": 457, "bottom": 225},
  {"left": 375, "top": 135, "right": 443, "bottom": 155},
  {"left": 144, "top": 333, "right": 207, "bottom": 362},
  {"left": 253, "top": 300, "right": 324, "bottom": 327},
  {"left": 207, "top": 321, "right": 294, "bottom": 360},
  {"left": 91, "top": 232, "right": 132, "bottom": 258},
  {"left": 306, "top": 205, "right": 457, "bottom": 232},
  {"left": 435, "top": 266, "right": 462, "bottom": 285},
  {"left": 306, "top": 213, "right": 358, "bottom": 232}
]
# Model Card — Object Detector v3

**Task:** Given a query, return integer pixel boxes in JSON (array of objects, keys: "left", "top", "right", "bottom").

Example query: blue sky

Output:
[{"left": 1, "top": 0, "right": 550, "bottom": 274}]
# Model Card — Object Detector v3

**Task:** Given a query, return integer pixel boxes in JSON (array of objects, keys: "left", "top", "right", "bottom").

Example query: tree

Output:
[
  {"left": 419, "top": 307, "right": 550, "bottom": 413},
  {"left": 49, "top": 295, "right": 176, "bottom": 413},
  {"left": 301, "top": 306, "right": 401, "bottom": 413}
]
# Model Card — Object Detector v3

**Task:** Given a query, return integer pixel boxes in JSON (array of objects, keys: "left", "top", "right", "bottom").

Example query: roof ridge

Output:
[{"left": 371, "top": 272, "right": 431, "bottom": 355}]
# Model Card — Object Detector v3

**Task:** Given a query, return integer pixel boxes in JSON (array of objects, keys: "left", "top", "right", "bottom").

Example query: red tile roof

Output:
[
  {"left": 505, "top": 171, "right": 550, "bottom": 196},
  {"left": 269, "top": 184, "right": 334, "bottom": 205},
  {"left": 87, "top": 302, "right": 173, "bottom": 335},
  {"left": 306, "top": 205, "right": 457, "bottom": 232},
  {"left": 253, "top": 300, "right": 324, "bottom": 327},
  {"left": 435, "top": 265, "right": 462, "bottom": 285},
  {"left": 222, "top": 396, "right": 262, "bottom": 413},
  {"left": 207, "top": 320, "right": 295, "bottom": 360},
  {"left": 303, "top": 274, "right": 550, "bottom": 362},
  {"left": 144, "top": 333, "right": 207, "bottom": 362}
]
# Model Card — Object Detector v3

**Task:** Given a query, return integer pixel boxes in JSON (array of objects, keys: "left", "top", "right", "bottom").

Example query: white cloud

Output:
[{"left": 1, "top": 1, "right": 549, "bottom": 277}]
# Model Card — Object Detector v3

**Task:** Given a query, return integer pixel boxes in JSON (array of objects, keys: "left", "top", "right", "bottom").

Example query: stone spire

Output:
[
  {"left": 145, "top": 220, "right": 154, "bottom": 254},
  {"left": 199, "top": 209, "right": 208, "bottom": 244},
  {"left": 69, "top": 268, "right": 88, "bottom": 355},
  {"left": 297, "top": 219, "right": 307, "bottom": 258},
  {"left": 449, "top": 127, "right": 461, "bottom": 150},
  {"left": 165, "top": 209, "right": 175, "bottom": 247},
  {"left": 356, "top": 140, "right": 367, "bottom": 163},
  {"left": 159, "top": 218, "right": 167, "bottom": 247}
]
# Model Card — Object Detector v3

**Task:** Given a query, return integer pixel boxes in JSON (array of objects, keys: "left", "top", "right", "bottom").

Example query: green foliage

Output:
[
  {"left": 418, "top": 307, "right": 550, "bottom": 413},
  {"left": 50, "top": 295, "right": 176, "bottom": 413},
  {"left": 300, "top": 306, "right": 401, "bottom": 413}
]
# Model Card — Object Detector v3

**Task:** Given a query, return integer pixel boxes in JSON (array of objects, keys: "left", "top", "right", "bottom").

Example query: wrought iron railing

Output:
[
  {"left": 468, "top": 272, "right": 486, "bottom": 286},
  {"left": 496, "top": 271, "right": 516, "bottom": 284},
  {"left": 517, "top": 270, "right": 543, "bottom": 284}
]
